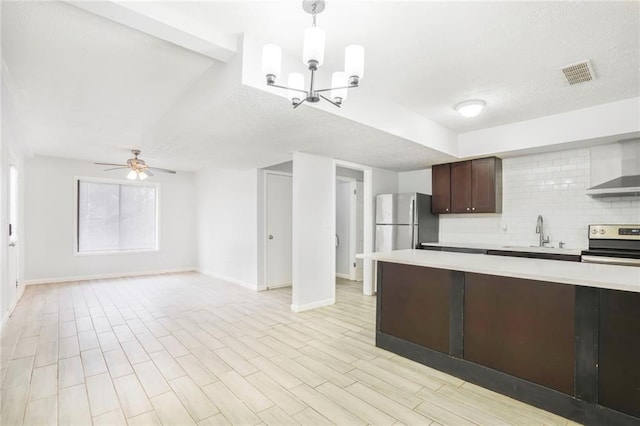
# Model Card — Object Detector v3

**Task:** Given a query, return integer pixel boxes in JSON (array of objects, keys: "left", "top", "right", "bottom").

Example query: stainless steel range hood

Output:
[
  {"left": 586, "top": 175, "right": 640, "bottom": 197},
  {"left": 587, "top": 140, "right": 640, "bottom": 197}
]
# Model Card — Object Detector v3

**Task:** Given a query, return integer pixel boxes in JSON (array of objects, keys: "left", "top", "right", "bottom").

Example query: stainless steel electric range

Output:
[{"left": 581, "top": 224, "right": 640, "bottom": 267}]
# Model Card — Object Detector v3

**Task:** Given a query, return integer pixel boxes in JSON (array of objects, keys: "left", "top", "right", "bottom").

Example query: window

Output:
[{"left": 77, "top": 180, "right": 157, "bottom": 253}]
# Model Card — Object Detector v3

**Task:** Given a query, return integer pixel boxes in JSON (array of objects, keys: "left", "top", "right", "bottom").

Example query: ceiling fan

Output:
[{"left": 95, "top": 149, "right": 176, "bottom": 181}]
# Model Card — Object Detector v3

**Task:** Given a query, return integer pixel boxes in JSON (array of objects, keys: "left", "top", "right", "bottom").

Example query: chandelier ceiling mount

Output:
[{"left": 261, "top": 0, "right": 364, "bottom": 108}]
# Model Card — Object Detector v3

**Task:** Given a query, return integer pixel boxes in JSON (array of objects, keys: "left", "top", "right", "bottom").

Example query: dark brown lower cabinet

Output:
[
  {"left": 376, "top": 261, "right": 640, "bottom": 426},
  {"left": 378, "top": 263, "right": 452, "bottom": 354},
  {"left": 598, "top": 290, "right": 640, "bottom": 418},
  {"left": 464, "top": 273, "right": 575, "bottom": 395}
]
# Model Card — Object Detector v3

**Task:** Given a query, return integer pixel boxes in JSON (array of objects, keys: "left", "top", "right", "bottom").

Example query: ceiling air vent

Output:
[{"left": 561, "top": 60, "right": 596, "bottom": 85}]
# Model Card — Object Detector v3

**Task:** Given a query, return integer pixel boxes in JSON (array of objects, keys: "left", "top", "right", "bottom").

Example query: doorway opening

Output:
[{"left": 335, "top": 166, "right": 364, "bottom": 292}]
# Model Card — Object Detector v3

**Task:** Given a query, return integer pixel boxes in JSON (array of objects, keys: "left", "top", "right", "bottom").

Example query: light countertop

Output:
[
  {"left": 420, "top": 242, "right": 583, "bottom": 256},
  {"left": 358, "top": 249, "right": 640, "bottom": 293}
]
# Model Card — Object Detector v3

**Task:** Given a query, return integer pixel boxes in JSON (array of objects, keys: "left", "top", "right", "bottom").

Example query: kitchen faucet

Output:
[{"left": 536, "top": 215, "right": 550, "bottom": 247}]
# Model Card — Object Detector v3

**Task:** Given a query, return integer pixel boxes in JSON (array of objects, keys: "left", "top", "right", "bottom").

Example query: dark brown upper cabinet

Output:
[
  {"left": 431, "top": 163, "right": 451, "bottom": 213},
  {"left": 431, "top": 156, "right": 502, "bottom": 214},
  {"left": 472, "top": 157, "right": 502, "bottom": 213},
  {"left": 450, "top": 161, "right": 473, "bottom": 213}
]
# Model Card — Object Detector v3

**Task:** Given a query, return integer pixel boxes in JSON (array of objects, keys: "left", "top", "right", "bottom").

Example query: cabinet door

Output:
[
  {"left": 450, "top": 161, "right": 472, "bottom": 213},
  {"left": 472, "top": 157, "right": 501, "bottom": 213},
  {"left": 599, "top": 289, "right": 640, "bottom": 418},
  {"left": 431, "top": 163, "right": 451, "bottom": 213},
  {"left": 379, "top": 262, "right": 452, "bottom": 354}
]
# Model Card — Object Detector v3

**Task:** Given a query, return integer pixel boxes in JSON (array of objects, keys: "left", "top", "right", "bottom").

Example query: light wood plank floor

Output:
[{"left": 1, "top": 273, "right": 580, "bottom": 425}]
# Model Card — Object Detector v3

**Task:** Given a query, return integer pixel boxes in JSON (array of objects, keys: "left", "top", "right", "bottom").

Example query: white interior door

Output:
[
  {"left": 7, "top": 164, "right": 18, "bottom": 304},
  {"left": 266, "top": 173, "right": 292, "bottom": 288},
  {"left": 355, "top": 181, "right": 364, "bottom": 281},
  {"left": 335, "top": 181, "right": 351, "bottom": 278}
]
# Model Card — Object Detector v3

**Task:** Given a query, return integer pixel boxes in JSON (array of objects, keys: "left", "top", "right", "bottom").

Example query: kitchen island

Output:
[{"left": 359, "top": 250, "right": 640, "bottom": 426}]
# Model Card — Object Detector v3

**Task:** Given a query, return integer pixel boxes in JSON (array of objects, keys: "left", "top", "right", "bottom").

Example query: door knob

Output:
[
  {"left": 268, "top": 235, "right": 274, "bottom": 240},
  {"left": 9, "top": 242, "right": 16, "bottom": 247}
]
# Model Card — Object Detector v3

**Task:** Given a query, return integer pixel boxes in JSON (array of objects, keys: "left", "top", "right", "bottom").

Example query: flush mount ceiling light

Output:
[
  {"left": 261, "top": 0, "right": 364, "bottom": 108},
  {"left": 455, "top": 100, "right": 486, "bottom": 118}
]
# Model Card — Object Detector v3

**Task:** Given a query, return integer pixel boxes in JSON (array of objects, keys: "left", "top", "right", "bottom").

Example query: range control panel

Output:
[{"left": 589, "top": 225, "right": 640, "bottom": 240}]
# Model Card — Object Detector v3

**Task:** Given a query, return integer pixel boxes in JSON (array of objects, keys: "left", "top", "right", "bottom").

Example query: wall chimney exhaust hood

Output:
[
  {"left": 586, "top": 140, "right": 640, "bottom": 198},
  {"left": 586, "top": 175, "right": 640, "bottom": 197}
]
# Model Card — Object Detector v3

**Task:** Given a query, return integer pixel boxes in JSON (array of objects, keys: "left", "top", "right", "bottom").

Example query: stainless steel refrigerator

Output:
[{"left": 375, "top": 193, "right": 439, "bottom": 251}]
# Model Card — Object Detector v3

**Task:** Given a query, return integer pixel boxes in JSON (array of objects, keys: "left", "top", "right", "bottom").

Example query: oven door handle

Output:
[{"left": 582, "top": 255, "right": 640, "bottom": 267}]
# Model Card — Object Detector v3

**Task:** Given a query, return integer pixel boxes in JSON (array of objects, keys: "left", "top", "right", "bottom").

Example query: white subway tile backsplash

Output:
[{"left": 439, "top": 147, "right": 640, "bottom": 249}]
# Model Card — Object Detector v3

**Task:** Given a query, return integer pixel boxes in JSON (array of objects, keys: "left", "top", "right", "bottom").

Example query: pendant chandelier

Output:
[{"left": 261, "top": 0, "right": 364, "bottom": 108}]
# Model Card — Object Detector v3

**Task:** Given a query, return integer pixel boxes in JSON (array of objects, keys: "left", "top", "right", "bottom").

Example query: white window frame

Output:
[{"left": 73, "top": 176, "right": 161, "bottom": 256}]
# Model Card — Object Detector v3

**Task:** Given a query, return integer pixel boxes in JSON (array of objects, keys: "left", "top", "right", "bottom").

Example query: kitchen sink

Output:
[
  {"left": 491, "top": 246, "right": 582, "bottom": 262},
  {"left": 502, "top": 245, "right": 563, "bottom": 250}
]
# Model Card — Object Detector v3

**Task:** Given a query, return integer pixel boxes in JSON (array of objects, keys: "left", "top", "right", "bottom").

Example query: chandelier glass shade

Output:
[
  {"left": 261, "top": 0, "right": 364, "bottom": 108},
  {"left": 303, "top": 26, "right": 326, "bottom": 67}
]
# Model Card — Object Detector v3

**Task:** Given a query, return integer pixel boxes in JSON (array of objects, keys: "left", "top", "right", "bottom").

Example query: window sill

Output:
[{"left": 74, "top": 248, "right": 159, "bottom": 257}]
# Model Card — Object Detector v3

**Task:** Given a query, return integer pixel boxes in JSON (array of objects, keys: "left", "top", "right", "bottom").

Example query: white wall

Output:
[
  {"left": 196, "top": 167, "right": 259, "bottom": 289},
  {"left": 291, "top": 152, "right": 335, "bottom": 311},
  {"left": 1, "top": 75, "right": 27, "bottom": 324},
  {"left": 458, "top": 98, "right": 640, "bottom": 158},
  {"left": 337, "top": 166, "right": 364, "bottom": 181},
  {"left": 335, "top": 181, "right": 351, "bottom": 277},
  {"left": 264, "top": 161, "right": 293, "bottom": 174},
  {"left": 438, "top": 147, "right": 640, "bottom": 248},
  {"left": 23, "top": 156, "right": 197, "bottom": 283},
  {"left": 399, "top": 169, "right": 432, "bottom": 194}
]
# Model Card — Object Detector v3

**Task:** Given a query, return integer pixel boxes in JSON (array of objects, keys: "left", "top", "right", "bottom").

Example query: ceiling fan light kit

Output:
[
  {"left": 95, "top": 149, "right": 176, "bottom": 180},
  {"left": 261, "top": 0, "right": 364, "bottom": 108},
  {"left": 127, "top": 169, "right": 148, "bottom": 181}
]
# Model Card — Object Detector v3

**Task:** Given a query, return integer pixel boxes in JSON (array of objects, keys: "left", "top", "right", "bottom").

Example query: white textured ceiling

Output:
[
  {"left": 2, "top": 1, "right": 216, "bottom": 167},
  {"left": 145, "top": 85, "right": 456, "bottom": 171},
  {"left": 156, "top": 1, "right": 640, "bottom": 132},
  {"left": 2, "top": 1, "right": 639, "bottom": 171}
]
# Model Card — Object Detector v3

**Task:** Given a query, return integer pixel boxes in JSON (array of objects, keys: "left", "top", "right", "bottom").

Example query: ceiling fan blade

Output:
[
  {"left": 103, "top": 167, "right": 130, "bottom": 171},
  {"left": 95, "top": 162, "right": 128, "bottom": 167},
  {"left": 147, "top": 167, "right": 177, "bottom": 174},
  {"left": 144, "top": 170, "right": 154, "bottom": 177}
]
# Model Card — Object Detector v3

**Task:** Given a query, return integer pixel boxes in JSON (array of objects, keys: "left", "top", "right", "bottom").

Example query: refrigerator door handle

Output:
[{"left": 410, "top": 198, "right": 415, "bottom": 249}]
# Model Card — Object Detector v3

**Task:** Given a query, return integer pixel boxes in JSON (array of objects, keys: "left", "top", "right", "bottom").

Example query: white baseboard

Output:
[
  {"left": 1, "top": 284, "right": 26, "bottom": 332},
  {"left": 198, "top": 270, "right": 257, "bottom": 291},
  {"left": 291, "top": 297, "right": 335, "bottom": 312},
  {"left": 336, "top": 273, "right": 353, "bottom": 280},
  {"left": 266, "top": 282, "right": 292, "bottom": 290},
  {"left": 23, "top": 267, "right": 197, "bottom": 286}
]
